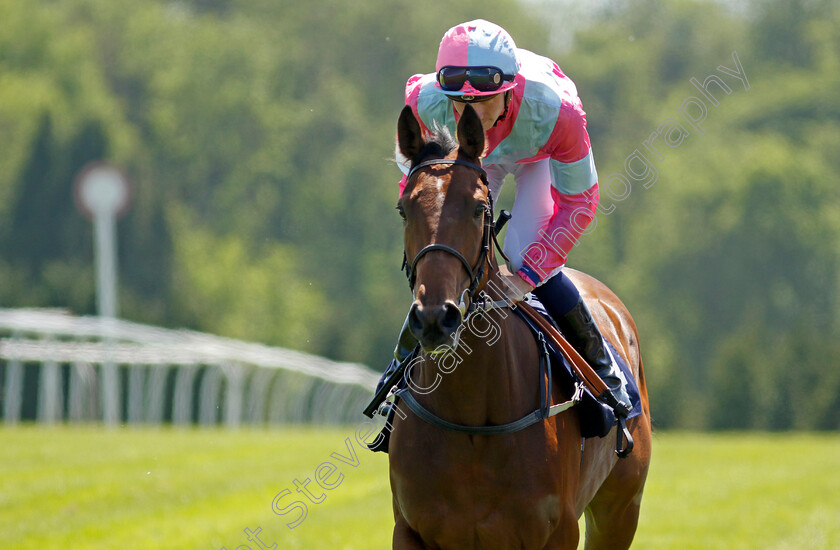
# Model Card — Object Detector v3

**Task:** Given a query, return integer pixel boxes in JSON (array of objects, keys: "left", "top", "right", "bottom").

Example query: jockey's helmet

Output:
[{"left": 435, "top": 19, "right": 520, "bottom": 98}]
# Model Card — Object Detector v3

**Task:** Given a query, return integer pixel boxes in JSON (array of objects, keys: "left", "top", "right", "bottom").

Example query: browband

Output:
[{"left": 407, "top": 158, "right": 487, "bottom": 182}]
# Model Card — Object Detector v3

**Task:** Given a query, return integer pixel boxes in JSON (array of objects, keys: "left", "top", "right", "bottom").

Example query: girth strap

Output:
[
  {"left": 393, "top": 330, "right": 582, "bottom": 436},
  {"left": 394, "top": 385, "right": 581, "bottom": 435}
]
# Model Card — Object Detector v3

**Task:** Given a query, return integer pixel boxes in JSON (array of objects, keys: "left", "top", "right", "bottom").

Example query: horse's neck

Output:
[{"left": 413, "top": 307, "right": 539, "bottom": 426}]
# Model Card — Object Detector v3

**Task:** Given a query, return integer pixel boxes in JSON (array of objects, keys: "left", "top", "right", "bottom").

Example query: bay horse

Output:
[{"left": 386, "top": 104, "right": 652, "bottom": 549}]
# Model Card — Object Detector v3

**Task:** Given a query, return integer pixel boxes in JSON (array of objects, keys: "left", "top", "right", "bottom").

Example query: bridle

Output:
[{"left": 401, "top": 157, "right": 497, "bottom": 316}]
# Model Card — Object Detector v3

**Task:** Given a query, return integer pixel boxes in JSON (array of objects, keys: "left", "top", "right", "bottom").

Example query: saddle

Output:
[{"left": 514, "top": 296, "right": 642, "bottom": 439}]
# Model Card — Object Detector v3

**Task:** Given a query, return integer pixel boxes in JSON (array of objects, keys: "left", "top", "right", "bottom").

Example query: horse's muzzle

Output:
[{"left": 407, "top": 300, "right": 463, "bottom": 351}]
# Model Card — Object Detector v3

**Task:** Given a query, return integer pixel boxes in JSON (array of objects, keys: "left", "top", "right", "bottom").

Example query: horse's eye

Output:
[
  {"left": 396, "top": 204, "right": 407, "bottom": 220},
  {"left": 473, "top": 204, "right": 486, "bottom": 219}
]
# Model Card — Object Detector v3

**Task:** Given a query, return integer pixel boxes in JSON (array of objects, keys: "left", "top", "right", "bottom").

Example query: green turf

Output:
[
  {"left": 0, "top": 427, "right": 837, "bottom": 549},
  {"left": 634, "top": 432, "right": 840, "bottom": 550}
]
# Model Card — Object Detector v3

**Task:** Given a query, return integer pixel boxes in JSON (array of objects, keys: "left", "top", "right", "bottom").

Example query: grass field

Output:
[{"left": 1, "top": 426, "right": 838, "bottom": 549}]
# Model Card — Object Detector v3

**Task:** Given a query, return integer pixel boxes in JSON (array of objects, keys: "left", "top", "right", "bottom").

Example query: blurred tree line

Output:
[{"left": 0, "top": 0, "right": 837, "bottom": 430}]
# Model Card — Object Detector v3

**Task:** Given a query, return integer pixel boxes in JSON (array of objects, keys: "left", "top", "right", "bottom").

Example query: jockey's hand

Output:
[{"left": 497, "top": 264, "right": 535, "bottom": 302}]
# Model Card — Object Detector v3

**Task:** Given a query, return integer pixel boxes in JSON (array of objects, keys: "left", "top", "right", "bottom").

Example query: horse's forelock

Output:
[{"left": 416, "top": 123, "right": 458, "bottom": 163}]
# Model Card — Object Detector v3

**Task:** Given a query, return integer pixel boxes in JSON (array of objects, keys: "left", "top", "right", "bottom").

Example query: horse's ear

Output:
[
  {"left": 456, "top": 104, "right": 485, "bottom": 160},
  {"left": 397, "top": 105, "right": 424, "bottom": 161}
]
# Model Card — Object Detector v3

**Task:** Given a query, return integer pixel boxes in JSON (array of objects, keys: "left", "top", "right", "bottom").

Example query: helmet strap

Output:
[{"left": 492, "top": 91, "right": 513, "bottom": 128}]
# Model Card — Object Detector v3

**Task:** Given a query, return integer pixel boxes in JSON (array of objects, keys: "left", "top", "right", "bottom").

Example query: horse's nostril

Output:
[
  {"left": 408, "top": 303, "right": 424, "bottom": 339},
  {"left": 440, "top": 302, "right": 463, "bottom": 333},
  {"left": 408, "top": 301, "right": 463, "bottom": 343}
]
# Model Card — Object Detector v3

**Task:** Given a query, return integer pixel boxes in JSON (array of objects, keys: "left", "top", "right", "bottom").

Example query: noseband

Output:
[{"left": 402, "top": 158, "right": 494, "bottom": 315}]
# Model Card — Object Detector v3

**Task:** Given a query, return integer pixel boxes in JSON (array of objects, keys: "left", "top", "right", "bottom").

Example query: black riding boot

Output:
[
  {"left": 557, "top": 298, "right": 633, "bottom": 417},
  {"left": 366, "top": 314, "right": 417, "bottom": 453}
]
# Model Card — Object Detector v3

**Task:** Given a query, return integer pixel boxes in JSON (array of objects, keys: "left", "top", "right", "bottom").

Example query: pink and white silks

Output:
[{"left": 397, "top": 48, "right": 600, "bottom": 287}]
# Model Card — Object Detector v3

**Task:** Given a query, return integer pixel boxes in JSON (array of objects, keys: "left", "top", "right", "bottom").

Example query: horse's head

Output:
[{"left": 397, "top": 104, "right": 493, "bottom": 352}]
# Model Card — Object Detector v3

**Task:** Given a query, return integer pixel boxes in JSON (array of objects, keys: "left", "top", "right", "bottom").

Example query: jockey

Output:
[{"left": 369, "top": 19, "right": 631, "bottom": 452}]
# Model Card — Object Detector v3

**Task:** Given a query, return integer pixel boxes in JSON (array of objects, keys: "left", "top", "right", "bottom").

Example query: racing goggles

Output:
[{"left": 436, "top": 66, "right": 515, "bottom": 93}]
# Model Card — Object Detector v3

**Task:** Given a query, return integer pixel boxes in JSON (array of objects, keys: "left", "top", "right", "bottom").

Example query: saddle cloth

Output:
[{"left": 516, "top": 296, "right": 643, "bottom": 438}]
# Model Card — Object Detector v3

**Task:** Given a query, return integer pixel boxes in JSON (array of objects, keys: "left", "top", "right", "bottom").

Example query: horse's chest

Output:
[{"left": 390, "top": 437, "right": 566, "bottom": 549}]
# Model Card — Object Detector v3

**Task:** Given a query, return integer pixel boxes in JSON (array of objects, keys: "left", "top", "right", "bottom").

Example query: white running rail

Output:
[{"left": 0, "top": 308, "right": 378, "bottom": 427}]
